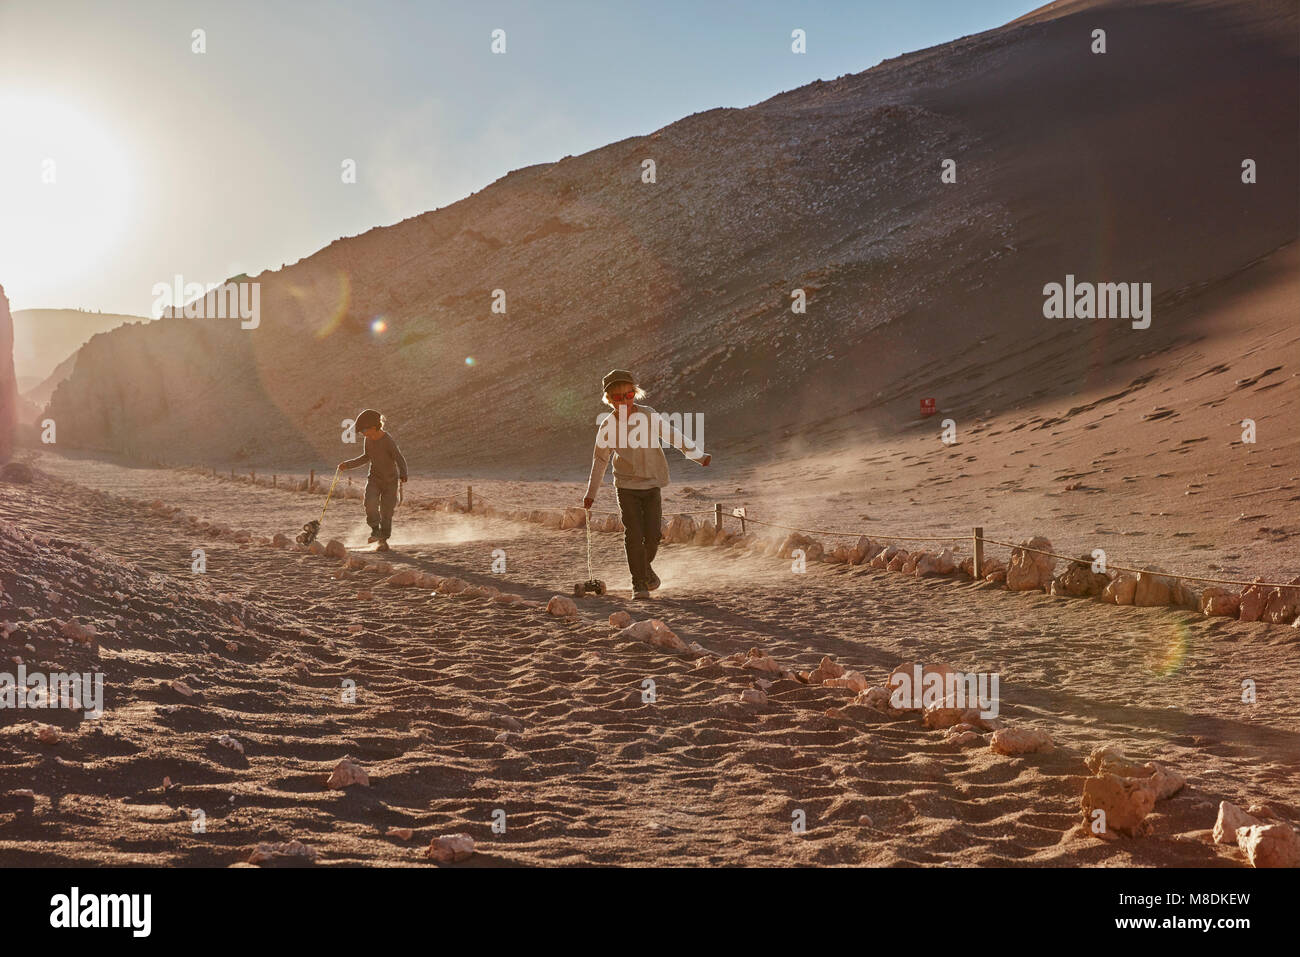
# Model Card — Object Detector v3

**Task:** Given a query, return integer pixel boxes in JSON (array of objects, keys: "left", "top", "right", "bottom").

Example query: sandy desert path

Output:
[{"left": 0, "top": 457, "right": 1296, "bottom": 866}]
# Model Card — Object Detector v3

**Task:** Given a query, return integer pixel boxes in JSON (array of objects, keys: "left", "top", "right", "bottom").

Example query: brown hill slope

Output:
[
  {"left": 12, "top": 309, "right": 151, "bottom": 384},
  {"left": 44, "top": 0, "right": 1297, "bottom": 473}
]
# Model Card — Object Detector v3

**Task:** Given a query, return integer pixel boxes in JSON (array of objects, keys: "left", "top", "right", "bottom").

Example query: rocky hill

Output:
[
  {"left": 41, "top": 0, "right": 1298, "bottom": 472},
  {"left": 12, "top": 308, "right": 151, "bottom": 384},
  {"left": 0, "top": 287, "right": 16, "bottom": 462}
]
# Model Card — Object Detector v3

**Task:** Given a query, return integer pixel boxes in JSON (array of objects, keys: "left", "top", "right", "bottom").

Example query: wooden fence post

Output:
[
  {"left": 467, "top": 485, "right": 474, "bottom": 512},
  {"left": 714, "top": 503, "right": 722, "bottom": 532},
  {"left": 310, "top": 469, "right": 315, "bottom": 491},
  {"left": 973, "top": 527, "right": 984, "bottom": 579}
]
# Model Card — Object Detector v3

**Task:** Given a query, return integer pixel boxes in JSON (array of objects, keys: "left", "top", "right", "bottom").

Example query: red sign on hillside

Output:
[{"left": 920, "top": 398, "right": 936, "bottom": 417}]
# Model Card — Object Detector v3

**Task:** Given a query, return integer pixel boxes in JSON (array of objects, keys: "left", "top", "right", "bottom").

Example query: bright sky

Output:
[{"left": 0, "top": 0, "right": 1038, "bottom": 316}]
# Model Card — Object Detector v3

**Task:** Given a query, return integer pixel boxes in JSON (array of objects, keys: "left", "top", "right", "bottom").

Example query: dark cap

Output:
[
  {"left": 602, "top": 369, "right": 636, "bottom": 392},
  {"left": 354, "top": 409, "right": 382, "bottom": 432}
]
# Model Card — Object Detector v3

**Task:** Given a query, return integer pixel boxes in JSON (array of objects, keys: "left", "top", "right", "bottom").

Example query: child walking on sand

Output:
[
  {"left": 338, "top": 409, "right": 408, "bottom": 552},
  {"left": 582, "top": 369, "right": 711, "bottom": 599}
]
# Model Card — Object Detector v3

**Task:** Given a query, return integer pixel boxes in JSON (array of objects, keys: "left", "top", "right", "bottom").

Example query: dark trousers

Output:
[
  {"left": 617, "top": 486, "right": 662, "bottom": 590},
  {"left": 365, "top": 478, "right": 399, "bottom": 539}
]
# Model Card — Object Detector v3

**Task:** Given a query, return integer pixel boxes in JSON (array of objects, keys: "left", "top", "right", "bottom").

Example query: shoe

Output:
[
  {"left": 367, "top": 533, "right": 379, "bottom": 543},
  {"left": 647, "top": 568, "right": 661, "bottom": 591},
  {"left": 376, "top": 540, "right": 391, "bottom": 552},
  {"left": 633, "top": 586, "right": 650, "bottom": 599}
]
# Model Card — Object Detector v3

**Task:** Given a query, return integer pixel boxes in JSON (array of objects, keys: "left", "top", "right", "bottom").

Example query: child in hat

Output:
[
  {"left": 582, "top": 370, "right": 710, "bottom": 599},
  {"left": 338, "top": 409, "right": 407, "bottom": 551}
]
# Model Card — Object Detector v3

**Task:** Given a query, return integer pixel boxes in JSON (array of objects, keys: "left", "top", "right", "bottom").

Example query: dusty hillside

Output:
[
  {"left": 19, "top": 350, "right": 76, "bottom": 421},
  {"left": 41, "top": 0, "right": 1297, "bottom": 477},
  {"left": 11, "top": 308, "right": 151, "bottom": 384}
]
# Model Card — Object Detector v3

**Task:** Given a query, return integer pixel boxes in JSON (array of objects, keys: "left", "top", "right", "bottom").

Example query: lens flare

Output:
[
  {"left": 370, "top": 317, "right": 388, "bottom": 335},
  {"left": 312, "top": 271, "right": 352, "bottom": 340},
  {"left": 465, "top": 356, "right": 476, "bottom": 366},
  {"left": 1150, "top": 622, "right": 1190, "bottom": 677}
]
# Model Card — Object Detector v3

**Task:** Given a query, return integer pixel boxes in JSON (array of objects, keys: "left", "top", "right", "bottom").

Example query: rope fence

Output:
[{"left": 179, "top": 464, "right": 1296, "bottom": 594}]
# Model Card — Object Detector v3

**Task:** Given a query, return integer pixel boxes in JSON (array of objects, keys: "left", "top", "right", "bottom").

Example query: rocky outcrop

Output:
[
  {"left": 1006, "top": 537, "right": 1055, "bottom": 591},
  {"left": 1051, "top": 555, "right": 1111, "bottom": 597},
  {"left": 0, "top": 285, "right": 17, "bottom": 463}
]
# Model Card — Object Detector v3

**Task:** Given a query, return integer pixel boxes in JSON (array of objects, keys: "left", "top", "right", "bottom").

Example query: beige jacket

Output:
[{"left": 584, "top": 405, "right": 706, "bottom": 502}]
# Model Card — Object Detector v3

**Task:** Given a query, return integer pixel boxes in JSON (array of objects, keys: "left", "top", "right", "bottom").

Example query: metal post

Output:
[{"left": 973, "top": 527, "right": 984, "bottom": 579}]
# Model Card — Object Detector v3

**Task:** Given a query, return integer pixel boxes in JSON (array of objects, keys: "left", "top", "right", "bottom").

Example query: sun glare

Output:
[{"left": 0, "top": 92, "right": 134, "bottom": 297}]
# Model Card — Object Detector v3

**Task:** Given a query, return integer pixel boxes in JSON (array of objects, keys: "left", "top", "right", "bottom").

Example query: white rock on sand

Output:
[
  {"left": 616, "top": 618, "right": 689, "bottom": 652},
  {"left": 738, "top": 688, "right": 768, "bottom": 707},
  {"left": 491, "top": 713, "right": 524, "bottom": 732},
  {"left": 1200, "top": 586, "right": 1240, "bottom": 617},
  {"left": 1104, "top": 573, "right": 1138, "bottom": 605},
  {"left": 1006, "top": 537, "right": 1055, "bottom": 591},
  {"left": 1080, "top": 773, "right": 1157, "bottom": 836},
  {"left": 739, "top": 648, "right": 783, "bottom": 674},
  {"left": 1213, "top": 801, "right": 1259, "bottom": 845},
  {"left": 915, "top": 547, "right": 957, "bottom": 576},
  {"left": 853, "top": 686, "right": 892, "bottom": 711},
  {"left": 1085, "top": 745, "right": 1185, "bottom": 801},
  {"left": 546, "top": 595, "right": 578, "bottom": 617},
  {"left": 1236, "top": 823, "right": 1300, "bottom": 868},
  {"left": 922, "top": 698, "right": 970, "bottom": 730},
  {"left": 823, "top": 671, "right": 869, "bottom": 693},
  {"left": 248, "top": 840, "right": 318, "bottom": 865},
  {"left": 989, "top": 726, "right": 1054, "bottom": 755},
  {"left": 886, "top": 661, "right": 957, "bottom": 711},
  {"left": 215, "top": 734, "right": 244, "bottom": 755},
  {"left": 426, "top": 833, "right": 475, "bottom": 863},
  {"left": 807, "top": 656, "right": 844, "bottom": 684},
  {"left": 326, "top": 756, "right": 370, "bottom": 789},
  {"left": 59, "top": 620, "right": 97, "bottom": 644},
  {"left": 1260, "top": 576, "right": 1300, "bottom": 624},
  {"left": 1134, "top": 566, "right": 1176, "bottom": 607}
]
